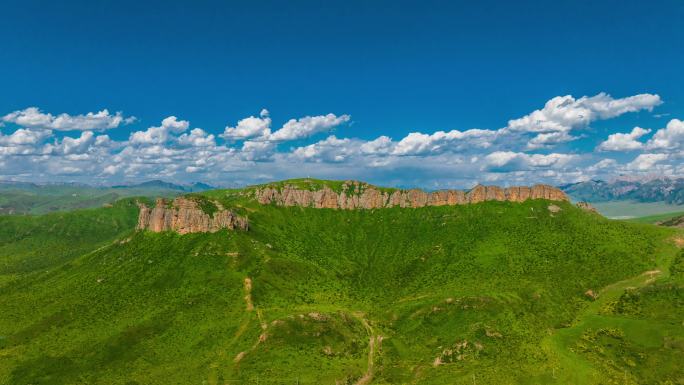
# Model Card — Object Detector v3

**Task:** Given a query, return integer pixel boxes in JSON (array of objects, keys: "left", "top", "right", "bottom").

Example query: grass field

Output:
[
  {"left": 0, "top": 183, "right": 682, "bottom": 384},
  {"left": 627, "top": 211, "right": 684, "bottom": 225},
  {"left": 0, "top": 183, "right": 188, "bottom": 215}
]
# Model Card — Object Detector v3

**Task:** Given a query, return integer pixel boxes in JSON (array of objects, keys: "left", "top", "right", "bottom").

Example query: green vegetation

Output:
[
  {"left": 0, "top": 182, "right": 682, "bottom": 384},
  {"left": 246, "top": 178, "right": 400, "bottom": 196},
  {"left": 0, "top": 199, "right": 139, "bottom": 276},
  {"left": 249, "top": 177, "right": 349, "bottom": 192},
  {"left": 185, "top": 194, "right": 220, "bottom": 217},
  {"left": 627, "top": 210, "right": 684, "bottom": 224},
  {"left": 0, "top": 182, "right": 194, "bottom": 215}
]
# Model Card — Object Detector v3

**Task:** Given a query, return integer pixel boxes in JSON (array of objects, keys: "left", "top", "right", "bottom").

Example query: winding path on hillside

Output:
[
  {"left": 225, "top": 279, "right": 382, "bottom": 384},
  {"left": 542, "top": 236, "right": 681, "bottom": 384},
  {"left": 352, "top": 312, "right": 382, "bottom": 385}
]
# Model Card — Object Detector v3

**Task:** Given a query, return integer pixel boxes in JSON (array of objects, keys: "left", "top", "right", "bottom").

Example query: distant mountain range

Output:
[
  {"left": 5, "top": 176, "right": 684, "bottom": 215},
  {"left": 0, "top": 179, "right": 216, "bottom": 192},
  {"left": 561, "top": 178, "right": 684, "bottom": 204},
  {"left": 111, "top": 179, "right": 215, "bottom": 192},
  {"left": 0, "top": 179, "right": 216, "bottom": 215}
]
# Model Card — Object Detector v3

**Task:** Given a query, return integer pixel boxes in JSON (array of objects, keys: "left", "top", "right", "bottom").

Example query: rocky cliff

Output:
[
  {"left": 137, "top": 197, "right": 248, "bottom": 234},
  {"left": 657, "top": 214, "right": 684, "bottom": 228},
  {"left": 253, "top": 180, "right": 568, "bottom": 209}
]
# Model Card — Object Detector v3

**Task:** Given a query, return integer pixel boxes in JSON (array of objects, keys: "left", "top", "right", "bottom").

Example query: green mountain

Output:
[
  {"left": 0, "top": 179, "right": 683, "bottom": 384},
  {"left": 0, "top": 180, "right": 215, "bottom": 215}
]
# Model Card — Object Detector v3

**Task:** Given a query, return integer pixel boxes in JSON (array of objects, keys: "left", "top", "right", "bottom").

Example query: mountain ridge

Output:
[
  {"left": 134, "top": 179, "right": 569, "bottom": 234},
  {"left": 250, "top": 179, "right": 568, "bottom": 209},
  {"left": 562, "top": 177, "right": 684, "bottom": 204},
  {"left": 0, "top": 179, "right": 216, "bottom": 215}
]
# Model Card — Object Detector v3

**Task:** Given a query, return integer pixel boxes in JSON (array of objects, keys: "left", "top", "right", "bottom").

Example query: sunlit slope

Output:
[
  {"left": 0, "top": 183, "right": 190, "bottom": 215},
  {"left": 0, "top": 194, "right": 681, "bottom": 384},
  {"left": 0, "top": 199, "right": 139, "bottom": 276}
]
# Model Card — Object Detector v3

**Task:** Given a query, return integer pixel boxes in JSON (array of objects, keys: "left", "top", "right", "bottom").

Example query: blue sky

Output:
[{"left": 1, "top": 0, "right": 683, "bottom": 188}]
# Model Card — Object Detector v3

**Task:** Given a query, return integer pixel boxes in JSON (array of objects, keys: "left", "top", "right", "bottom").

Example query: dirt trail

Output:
[
  {"left": 542, "top": 268, "right": 664, "bottom": 383},
  {"left": 352, "top": 312, "right": 382, "bottom": 385},
  {"left": 227, "top": 304, "right": 383, "bottom": 382},
  {"left": 243, "top": 277, "right": 254, "bottom": 311},
  {"left": 233, "top": 277, "right": 261, "bottom": 363},
  {"left": 542, "top": 233, "right": 684, "bottom": 383},
  {"left": 232, "top": 277, "right": 284, "bottom": 365}
]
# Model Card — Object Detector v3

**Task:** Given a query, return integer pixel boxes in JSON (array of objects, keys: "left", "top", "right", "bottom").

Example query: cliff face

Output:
[
  {"left": 137, "top": 197, "right": 248, "bottom": 234},
  {"left": 253, "top": 180, "right": 568, "bottom": 209}
]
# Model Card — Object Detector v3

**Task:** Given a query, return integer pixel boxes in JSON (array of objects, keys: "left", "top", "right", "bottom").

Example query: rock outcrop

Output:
[
  {"left": 253, "top": 180, "right": 568, "bottom": 209},
  {"left": 576, "top": 201, "right": 598, "bottom": 214},
  {"left": 137, "top": 197, "right": 248, "bottom": 234},
  {"left": 657, "top": 214, "right": 684, "bottom": 228}
]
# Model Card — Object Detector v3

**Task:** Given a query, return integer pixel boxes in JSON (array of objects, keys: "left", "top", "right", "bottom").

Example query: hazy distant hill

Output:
[
  {"left": 111, "top": 179, "right": 214, "bottom": 192},
  {"left": 562, "top": 178, "right": 684, "bottom": 204},
  {"left": 1, "top": 179, "right": 682, "bottom": 384},
  {"left": 0, "top": 180, "right": 215, "bottom": 215}
]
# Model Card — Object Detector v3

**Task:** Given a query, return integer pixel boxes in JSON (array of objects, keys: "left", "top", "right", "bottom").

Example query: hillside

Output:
[{"left": 0, "top": 180, "right": 682, "bottom": 384}]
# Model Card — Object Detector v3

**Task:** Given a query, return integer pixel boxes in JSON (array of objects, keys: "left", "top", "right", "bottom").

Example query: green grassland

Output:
[
  {"left": 0, "top": 182, "right": 683, "bottom": 384},
  {"left": 627, "top": 211, "right": 684, "bottom": 225},
  {"left": 0, "top": 184, "right": 183, "bottom": 215}
]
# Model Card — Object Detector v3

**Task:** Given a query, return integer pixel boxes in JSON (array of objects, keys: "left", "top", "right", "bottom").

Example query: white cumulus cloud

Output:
[
  {"left": 0, "top": 95, "right": 679, "bottom": 188},
  {"left": 0, "top": 128, "right": 52, "bottom": 146},
  {"left": 626, "top": 153, "right": 669, "bottom": 171},
  {"left": 46, "top": 131, "right": 97, "bottom": 155},
  {"left": 527, "top": 131, "right": 578, "bottom": 150},
  {"left": 2, "top": 107, "right": 135, "bottom": 131},
  {"left": 506, "top": 93, "right": 661, "bottom": 134},
  {"left": 597, "top": 126, "right": 651, "bottom": 151},
  {"left": 392, "top": 129, "right": 496, "bottom": 156},
  {"left": 268, "top": 113, "right": 350, "bottom": 142},
  {"left": 484, "top": 151, "right": 577, "bottom": 172},
  {"left": 221, "top": 109, "right": 272, "bottom": 140},
  {"left": 646, "top": 119, "right": 684, "bottom": 151},
  {"left": 129, "top": 116, "right": 190, "bottom": 145},
  {"left": 360, "top": 136, "right": 394, "bottom": 155},
  {"left": 241, "top": 140, "right": 277, "bottom": 161},
  {"left": 178, "top": 128, "right": 216, "bottom": 147},
  {"left": 291, "top": 136, "right": 354, "bottom": 163}
]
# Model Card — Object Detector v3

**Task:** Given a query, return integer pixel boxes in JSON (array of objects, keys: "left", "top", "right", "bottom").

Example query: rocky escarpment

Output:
[
  {"left": 253, "top": 180, "right": 568, "bottom": 209},
  {"left": 137, "top": 197, "right": 248, "bottom": 234},
  {"left": 657, "top": 214, "right": 684, "bottom": 228}
]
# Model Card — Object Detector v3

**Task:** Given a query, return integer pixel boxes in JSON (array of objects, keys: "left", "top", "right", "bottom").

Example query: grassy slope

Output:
[
  {"left": 628, "top": 211, "right": 684, "bottom": 225},
  {"left": 0, "top": 187, "right": 682, "bottom": 384},
  {"left": 0, "top": 199, "right": 139, "bottom": 277},
  {"left": 0, "top": 185, "right": 182, "bottom": 215}
]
